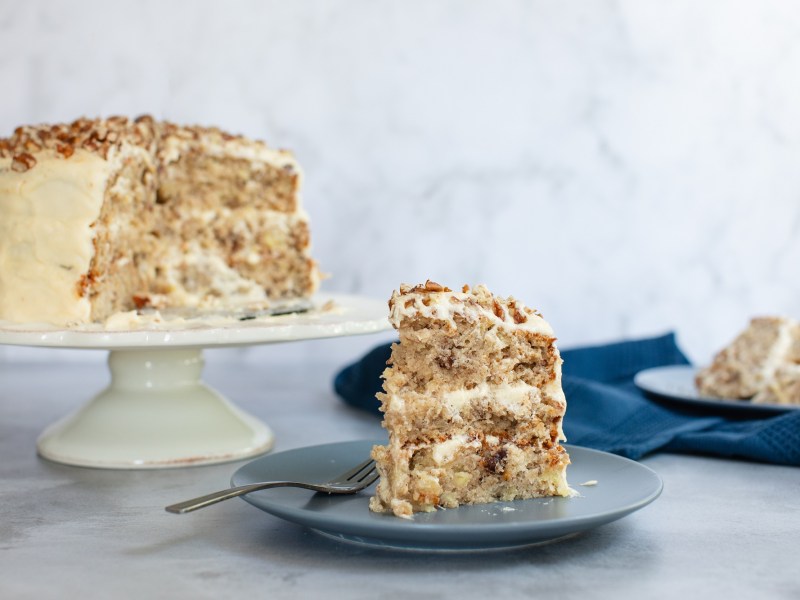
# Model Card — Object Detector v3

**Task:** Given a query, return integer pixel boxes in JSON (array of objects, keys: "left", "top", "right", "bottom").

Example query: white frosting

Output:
[
  {"left": 760, "top": 319, "right": 795, "bottom": 383},
  {"left": 156, "top": 245, "right": 269, "bottom": 309},
  {"left": 437, "top": 377, "right": 566, "bottom": 443},
  {"left": 440, "top": 382, "right": 541, "bottom": 414},
  {"left": 389, "top": 285, "right": 554, "bottom": 336},
  {"left": 0, "top": 150, "right": 110, "bottom": 324},
  {"left": 431, "top": 434, "right": 479, "bottom": 465},
  {"left": 159, "top": 133, "right": 299, "bottom": 172}
]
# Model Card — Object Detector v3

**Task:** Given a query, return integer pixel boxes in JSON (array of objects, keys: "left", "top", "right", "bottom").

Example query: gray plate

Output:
[
  {"left": 634, "top": 365, "right": 799, "bottom": 417},
  {"left": 232, "top": 440, "right": 663, "bottom": 551}
]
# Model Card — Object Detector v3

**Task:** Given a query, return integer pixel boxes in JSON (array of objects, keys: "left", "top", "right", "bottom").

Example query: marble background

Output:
[{"left": 1, "top": 0, "right": 800, "bottom": 366}]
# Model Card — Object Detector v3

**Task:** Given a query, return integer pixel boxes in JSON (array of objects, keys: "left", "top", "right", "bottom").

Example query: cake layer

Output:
[
  {"left": 139, "top": 209, "right": 318, "bottom": 309},
  {"left": 386, "top": 285, "right": 560, "bottom": 394},
  {"left": 381, "top": 382, "right": 565, "bottom": 451},
  {"left": 370, "top": 437, "right": 571, "bottom": 516},
  {"left": 157, "top": 122, "right": 301, "bottom": 213}
]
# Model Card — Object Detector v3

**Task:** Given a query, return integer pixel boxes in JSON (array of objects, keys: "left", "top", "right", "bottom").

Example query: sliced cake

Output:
[
  {"left": 696, "top": 316, "right": 800, "bottom": 405},
  {"left": 370, "top": 281, "right": 573, "bottom": 518},
  {"left": 0, "top": 116, "right": 320, "bottom": 326}
]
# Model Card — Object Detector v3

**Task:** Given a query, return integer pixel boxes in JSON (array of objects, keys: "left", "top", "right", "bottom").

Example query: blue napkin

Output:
[{"left": 334, "top": 333, "right": 800, "bottom": 466}]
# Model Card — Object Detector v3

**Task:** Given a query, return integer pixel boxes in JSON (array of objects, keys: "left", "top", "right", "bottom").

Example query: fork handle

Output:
[{"left": 165, "top": 481, "right": 294, "bottom": 514}]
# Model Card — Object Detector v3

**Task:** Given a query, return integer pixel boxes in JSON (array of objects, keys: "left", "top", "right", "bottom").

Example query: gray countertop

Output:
[{"left": 1, "top": 354, "right": 799, "bottom": 599}]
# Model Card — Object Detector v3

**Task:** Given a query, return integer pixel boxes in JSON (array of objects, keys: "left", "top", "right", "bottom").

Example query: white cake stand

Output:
[{"left": 0, "top": 294, "right": 391, "bottom": 470}]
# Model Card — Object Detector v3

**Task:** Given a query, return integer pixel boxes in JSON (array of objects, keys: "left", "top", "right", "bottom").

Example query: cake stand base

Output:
[{"left": 37, "top": 349, "right": 274, "bottom": 469}]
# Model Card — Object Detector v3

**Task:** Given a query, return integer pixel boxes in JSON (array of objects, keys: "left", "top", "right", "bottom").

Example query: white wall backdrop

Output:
[{"left": 1, "top": 0, "right": 800, "bottom": 366}]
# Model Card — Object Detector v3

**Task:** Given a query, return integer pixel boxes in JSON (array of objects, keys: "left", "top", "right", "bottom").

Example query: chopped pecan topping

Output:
[
  {"left": 406, "top": 280, "right": 452, "bottom": 294},
  {"left": 423, "top": 280, "right": 448, "bottom": 292},
  {"left": 492, "top": 300, "right": 506, "bottom": 320},
  {"left": 10, "top": 152, "right": 36, "bottom": 172},
  {"left": 23, "top": 138, "right": 42, "bottom": 152},
  {"left": 0, "top": 115, "right": 160, "bottom": 169},
  {"left": 132, "top": 294, "right": 151, "bottom": 310},
  {"left": 55, "top": 143, "right": 74, "bottom": 158}
]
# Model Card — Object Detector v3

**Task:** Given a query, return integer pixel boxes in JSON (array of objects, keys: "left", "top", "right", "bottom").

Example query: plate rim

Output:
[
  {"left": 231, "top": 439, "right": 663, "bottom": 549},
  {"left": 634, "top": 364, "right": 798, "bottom": 415},
  {"left": 0, "top": 293, "right": 391, "bottom": 350}
]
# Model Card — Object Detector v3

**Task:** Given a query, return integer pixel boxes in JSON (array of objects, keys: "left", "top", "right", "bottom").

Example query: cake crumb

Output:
[{"left": 579, "top": 480, "right": 598, "bottom": 486}]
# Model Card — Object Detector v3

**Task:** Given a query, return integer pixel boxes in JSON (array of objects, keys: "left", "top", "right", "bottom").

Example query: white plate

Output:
[
  {"left": 634, "top": 365, "right": 800, "bottom": 416},
  {"left": 0, "top": 293, "right": 390, "bottom": 350},
  {"left": 232, "top": 440, "right": 663, "bottom": 552}
]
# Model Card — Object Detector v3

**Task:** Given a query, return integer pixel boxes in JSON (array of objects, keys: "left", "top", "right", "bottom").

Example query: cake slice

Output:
[
  {"left": 370, "top": 281, "right": 572, "bottom": 518},
  {"left": 696, "top": 316, "right": 800, "bottom": 404},
  {"left": 0, "top": 116, "right": 320, "bottom": 326}
]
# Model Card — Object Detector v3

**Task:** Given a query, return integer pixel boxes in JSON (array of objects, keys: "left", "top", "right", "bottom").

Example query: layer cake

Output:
[{"left": 0, "top": 116, "right": 319, "bottom": 326}]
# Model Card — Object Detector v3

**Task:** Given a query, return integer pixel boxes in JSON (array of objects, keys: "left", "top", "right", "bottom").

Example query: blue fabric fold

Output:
[{"left": 333, "top": 333, "right": 800, "bottom": 466}]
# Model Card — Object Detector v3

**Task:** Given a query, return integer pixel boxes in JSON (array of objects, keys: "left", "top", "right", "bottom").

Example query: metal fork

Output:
[{"left": 165, "top": 458, "right": 378, "bottom": 514}]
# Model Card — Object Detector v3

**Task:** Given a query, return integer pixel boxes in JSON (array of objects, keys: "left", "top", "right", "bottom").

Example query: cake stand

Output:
[{"left": 0, "top": 294, "right": 391, "bottom": 469}]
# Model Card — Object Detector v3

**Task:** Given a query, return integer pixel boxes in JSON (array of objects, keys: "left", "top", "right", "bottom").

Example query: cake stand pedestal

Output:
[
  {"left": 0, "top": 294, "right": 391, "bottom": 469},
  {"left": 37, "top": 348, "right": 273, "bottom": 468}
]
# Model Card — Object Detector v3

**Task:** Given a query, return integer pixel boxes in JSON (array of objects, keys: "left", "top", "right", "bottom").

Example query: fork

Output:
[{"left": 165, "top": 458, "right": 378, "bottom": 514}]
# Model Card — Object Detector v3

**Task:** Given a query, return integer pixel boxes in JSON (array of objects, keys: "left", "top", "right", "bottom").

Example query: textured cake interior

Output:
[
  {"left": 696, "top": 316, "right": 800, "bottom": 405},
  {"left": 85, "top": 133, "right": 159, "bottom": 321},
  {"left": 370, "top": 281, "right": 572, "bottom": 518},
  {"left": 141, "top": 124, "right": 318, "bottom": 310}
]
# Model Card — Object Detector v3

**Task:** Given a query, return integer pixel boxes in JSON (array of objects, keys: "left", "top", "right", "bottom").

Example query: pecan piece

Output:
[
  {"left": 424, "top": 280, "right": 449, "bottom": 292},
  {"left": 132, "top": 294, "right": 151, "bottom": 310},
  {"left": 483, "top": 448, "right": 508, "bottom": 474},
  {"left": 55, "top": 143, "right": 75, "bottom": 158},
  {"left": 11, "top": 152, "right": 36, "bottom": 172},
  {"left": 493, "top": 300, "right": 506, "bottom": 320}
]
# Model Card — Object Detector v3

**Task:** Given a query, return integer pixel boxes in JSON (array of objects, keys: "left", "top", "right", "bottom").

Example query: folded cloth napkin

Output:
[{"left": 334, "top": 333, "right": 800, "bottom": 466}]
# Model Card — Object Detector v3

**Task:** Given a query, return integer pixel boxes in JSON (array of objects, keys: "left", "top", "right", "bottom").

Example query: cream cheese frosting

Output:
[
  {"left": 158, "top": 129, "right": 300, "bottom": 172},
  {"left": 0, "top": 150, "right": 109, "bottom": 324},
  {"left": 445, "top": 379, "right": 567, "bottom": 442},
  {"left": 389, "top": 284, "right": 555, "bottom": 336}
]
